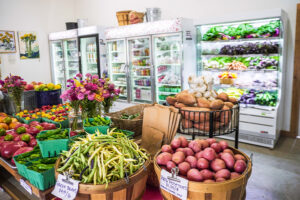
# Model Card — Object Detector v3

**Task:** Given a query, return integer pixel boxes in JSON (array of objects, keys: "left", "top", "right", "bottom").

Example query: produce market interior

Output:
[{"left": 0, "top": 0, "right": 300, "bottom": 200}]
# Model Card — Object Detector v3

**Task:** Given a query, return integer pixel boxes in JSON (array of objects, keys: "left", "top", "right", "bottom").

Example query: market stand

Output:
[{"left": 0, "top": 159, "right": 54, "bottom": 200}]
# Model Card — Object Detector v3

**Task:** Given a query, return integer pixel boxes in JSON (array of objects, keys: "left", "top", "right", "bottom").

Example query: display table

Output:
[{"left": 0, "top": 159, "right": 54, "bottom": 200}]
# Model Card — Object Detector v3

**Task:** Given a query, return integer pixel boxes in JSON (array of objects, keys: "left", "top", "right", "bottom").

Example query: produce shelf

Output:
[
  {"left": 239, "top": 103, "right": 276, "bottom": 110},
  {"left": 0, "top": 158, "right": 54, "bottom": 200},
  {"left": 198, "top": 37, "right": 281, "bottom": 44},
  {"left": 203, "top": 68, "right": 278, "bottom": 72},
  {"left": 214, "top": 84, "right": 278, "bottom": 91},
  {"left": 201, "top": 53, "right": 279, "bottom": 57}
]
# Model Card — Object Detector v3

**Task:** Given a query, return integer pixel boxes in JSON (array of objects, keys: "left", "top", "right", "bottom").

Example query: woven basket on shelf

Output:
[
  {"left": 105, "top": 104, "right": 152, "bottom": 137},
  {"left": 116, "top": 10, "right": 131, "bottom": 26}
]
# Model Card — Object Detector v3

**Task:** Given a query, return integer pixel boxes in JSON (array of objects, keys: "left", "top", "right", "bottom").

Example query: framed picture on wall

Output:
[
  {"left": 18, "top": 31, "right": 40, "bottom": 59},
  {"left": 0, "top": 31, "right": 16, "bottom": 53}
]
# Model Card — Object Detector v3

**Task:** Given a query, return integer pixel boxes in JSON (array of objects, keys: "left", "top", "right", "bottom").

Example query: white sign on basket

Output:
[
  {"left": 51, "top": 174, "right": 80, "bottom": 200},
  {"left": 20, "top": 179, "right": 32, "bottom": 195},
  {"left": 160, "top": 169, "right": 188, "bottom": 200}
]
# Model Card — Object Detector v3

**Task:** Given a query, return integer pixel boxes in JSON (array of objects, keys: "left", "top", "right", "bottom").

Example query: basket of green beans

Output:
[{"left": 83, "top": 116, "right": 111, "bottom": 134}]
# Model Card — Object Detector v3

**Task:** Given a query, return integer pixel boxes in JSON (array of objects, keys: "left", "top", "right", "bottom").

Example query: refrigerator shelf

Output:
[
  {"left": 132, "top": 66, "right": 151, "bottom": 69},
  {"left": 239, "top": 103, "right": 276, "bottom": 111},
  {"left": 199, "top": 37, "right": 281, "bottom": 44},
  {"left": 132, "top": 75, "right": 151, "bottom": 78},
  {"left": 158, "top": 91, "right": 178, "bottom": 95},
  {"left": 115, "top": 83, "right": 127, "bottom": 86},
  {"left": 156, "top": 64, "right": 181, "bottom": 66},
  {"left": 134, "top": 98, "right": 152, "bottom": 103},
  {"left": 155, "top": 50, "right": 180, "bottom": 53},
  {"left": 110, "top": 50, "right": 123, "bottom": 53},
  {"left": 132, "top": 56, "right": 150, "bottom": 59},
  {"left": 214, "top": 84, "right": 278, "bottom": 91},
  {"left": 112, "top": 73, "right": 126, "bottom": 75},
  {"left": 157, "top": 83, "right": 181, "bottom": 87},
  {"left": 112, "top": 62, "right": 126, "bottom": 64},
  {"left": 133, "top": 85, "right": 151, "bottom": 89},
  {"left": 203, "top": 68, "right": 278, "bottom": 72},
  {"left": 201, "top": 53, "right": 279, "bottom": 57}
]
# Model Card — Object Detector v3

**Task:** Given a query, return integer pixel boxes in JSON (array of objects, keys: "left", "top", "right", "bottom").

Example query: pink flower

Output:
[
  {"left": 92, "top": 75, "right": 99, "bottom": 79},
  {"left": 77, "top": 93, "right": 84, "bottom": 100},
  {"left": 108, "top": 84, "right": 115, "bottom": 91},
  {"left": 88, "top": 93, "right": 95, "bottom": 101},
  {"left": 76, "top": 73, "right": 83, "bottom": 78},
  {"left": 85, "top": 73, "right": 92, "bottom": 78}
]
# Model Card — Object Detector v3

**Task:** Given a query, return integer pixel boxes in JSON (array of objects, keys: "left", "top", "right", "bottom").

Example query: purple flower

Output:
[
  {"left": 108, "top": 83, "right": 115, "bottom": 91},
  {"left": 0, "top": 80, "right": 4, "bottom": 86}
]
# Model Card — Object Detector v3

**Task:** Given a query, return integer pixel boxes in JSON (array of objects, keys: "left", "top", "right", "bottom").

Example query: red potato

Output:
[
  {"left": 234, "top": 154, "right": 246, "bottom": 161},
  {"left": 200, "top": 169, "right": 214, "bottom": 180},
  {"left": 176, "top": 148, "right": 186, "bottom": 156},
  {"left": 198, "top": 139, "right": 209, "bottom": 149},
  {"left": 206, "top": 138, "right": 216, "bottom": 146},
  {"left": 187, "top": 169, "right": 203, "bottom": 182},
  {"left": 230, "top": 172, "right": 241, "bottom": 179},
  {"left": 166, "top": 161, "right": 176, "bottom": 172},
  {"left": 178, "top": 136, "right": 189, "bottom": 148},
  {"left": 172, "top": 151, "right": 185, "bottom": 164},
  {"left": 215, "top": 169, "right": 231, "bottom": 180},
  {"left": 161, "top": 145, "right": 173, "bottom": 154},
  {"left": 223, "top": 149, "right": 234, "bottom": 156},
  {"left": 216, "top": 177, "right": 226, "bottom": 182},
  {"left": 210, "top": 143, "right": 222, "bottom": 153},
  {"left": 211, "top": 158, "right": 226, "bottom": 172},
  {"left": 184, "top": 147, "right": 194, "bottom": 156},
  {"left": 203, "top": 179, "right": 215, "bottom": 183},
  {"left": 182, "top": 119, "right": 193, "bottom": 129},
  {"left": 178, "top": 162, "right": 191, "bottom": 176},
  {"left": 156, "top": 152, "right": 172, "bottom": 166},
  {"left": 185, "top": 156, "right": 197, "bottom": 168},
  {"left": 195, "top": 151, "right": 203, "bottom": 159},
  {"left": 202, "top": 147, "right": 216, "bottom": 161},
  {"left": 219, "top": 140, "right": 228, "bottom": 150},
  {"left": 234, "top": 160, "right": 247, "bottom": 173},
  {"left": 188, "top": 140, "right": 201, "bottom": 153},
  {"left": 221, "top": 153, "right": 235, "bottom": 169},
  {"left": 171, "top": 138, "right": 181, "bottom": 149},
  {"left": 197, "top": 158, "right": 209, "bottom": 170}
]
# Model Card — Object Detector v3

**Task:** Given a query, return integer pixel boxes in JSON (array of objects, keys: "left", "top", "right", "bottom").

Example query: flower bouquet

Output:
[
  {"left": 102, "top": 80, "right": 120, "bottom": 114},
  {"left": 0, "top": 74, "right": 27, "bottom": 113}
]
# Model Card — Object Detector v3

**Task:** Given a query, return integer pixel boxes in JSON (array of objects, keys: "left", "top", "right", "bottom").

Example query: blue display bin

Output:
[{"left": 36, "top": 89, "right": 62, "bottom": 108}]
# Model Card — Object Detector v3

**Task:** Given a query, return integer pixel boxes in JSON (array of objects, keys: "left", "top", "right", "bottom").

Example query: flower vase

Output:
[
  {"left": 70, "top": 113, "right": 82, "bottom": 131},
  {"left": 8, "top": 91, "right": 23, "bottom": 113},
  {"left": 103, "top": 105, "right": 111, "bottom": 114}
]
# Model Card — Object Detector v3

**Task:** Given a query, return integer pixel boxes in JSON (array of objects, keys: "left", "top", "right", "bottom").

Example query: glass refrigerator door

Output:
[
  {"left": 107, "top": 40, "right": 128, "bottom": 100},
  {"left": 50, "top": 40, "right": 65, "bottom": 89},
  {"left": 63, "top": 39, "right": 80, "bottom": 80},
  {"left": 79, "top": 36, "right": 100, "bottom": 76},
  {"left": 128, "top": 37, "right": 153, "bottom": 103},
  {"left": 153, "top": 34, "right": 182, "bottom": 104}
]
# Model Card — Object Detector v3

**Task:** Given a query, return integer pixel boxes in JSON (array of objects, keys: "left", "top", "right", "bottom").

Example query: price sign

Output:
[
  {"left": 51, "top": 174, "right": 80, "bottom": 200},
  {"left": 20, "top": 179, "right": 32, "bottom": 195},
  {"left": 160, "top": 169, "right": 188, "bottom": 200}
]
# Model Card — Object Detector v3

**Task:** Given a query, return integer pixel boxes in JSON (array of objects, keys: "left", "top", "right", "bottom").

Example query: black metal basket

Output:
[{"left": 179, "top": 105, "right": 240, "bottom": 148}]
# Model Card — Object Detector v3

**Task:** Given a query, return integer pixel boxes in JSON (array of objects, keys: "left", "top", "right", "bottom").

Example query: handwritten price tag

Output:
[
  {"left": 20, "top": 179, "right": 32, "bottom": 195},
  {"left": 51, "top": 174, "right": 80, "bottom": 200},
  {"left": 160, "top": 169, "right": 188, "bottom": 200}
]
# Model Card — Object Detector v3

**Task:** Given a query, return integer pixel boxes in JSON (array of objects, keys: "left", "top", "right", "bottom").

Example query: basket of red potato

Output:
[{"left": 154, "top": 136, "right": 252, "bottom": 200}]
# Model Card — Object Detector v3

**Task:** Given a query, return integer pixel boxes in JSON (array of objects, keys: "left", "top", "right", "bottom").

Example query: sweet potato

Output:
[
  {"left": 178, "top": 136, "right": 189, "bottom": 148},
  {"left": 182, "top": 119, "right": 193, "bottom": 129},
  {"left": 184, "top": 147, "right": 194, "bottom": 156},
  {"left": 224, "top": 102, "right": 234, "bottom": 108},
  {"left": 174, "top": 102, "right": 186, "bottom": 109},
  {"left": 210, "top": 142, "right": 222, "bottom": 153},
  {"left": 187, "top": 169, "right": 203, "bottom": 182},
  {"left": 220, "top": 105, "right": 232, "bottom": 125},
  {"left": 228, "top": 97, "right": 238, "bottom": 104},
  {"left": 217, "top": 92, "right": 229, "bottom": 102},
  {"left": 200, "top": 169, "right": 214, "bottom": 180},
  {"left": 188, "top": 140, "right": 201, "bottom": 153},
  {"left": 216, "top": 177, "right": 226, "bottom": 182},
  {"left": 230, "top": 172, "right": 241, "bottom": 179},
  {"left": 234, "top": 154, "right": 246, "bottom": 161},
  {"left": 178, "top": 161, "right": 191, "bottom": 175},
  {"left": 215, "top": 169, "right": 231, "bottom": 179},
  {"left": 156, "top": 152, "right": 172, "bottom": 166},
  {"left": 221, "top": 152, "right": 235, "bottom": 169},
  {"left": 172, "top": 151, "right": 185, "bottom": 164},
  {"left": 185, "top": 156, "right": 197, "bottom": 168},
  {"left": 198, "top": 139, "right": 209, "bottom": 149},
  {"left": 166, "top": 161, "right": 176, "bottom": 172},
  {"left": 202, "top": 147, "right": 216, "bottom": 161},
  {"left": 166, "top": 96, "right": 177, "bottom": 105},
  {"left": 197, "top": 98, "right": 211, "bottom": 108},
  {"left": 171, "top": 138, "right": 181, "bottom": 149},
  {"left": 234, "top": 160, "right": 247, "bottom": 173},
  {"left": 177, "top": 93, "right": 196, "bottom": 105},
  {"left": 161, "top": 145, "right": 173, "bottom": 154},
  {"left": 211, "top": 158, "right": 226, "bottom": 172},
  {"left": 210, "top": 100, "right": 224, "bottom": 110},
  {"left": 181, "top": 107, "right": 210, "bottom": 122},
  {"left": 219, "top": 140, "right": 228, "bottom": 150},
  {"left": 197, "top": 158, "right": 209, "bottom": 170},
  {"left": 193, "top": 122, "right": 210, "bottom": 132}
]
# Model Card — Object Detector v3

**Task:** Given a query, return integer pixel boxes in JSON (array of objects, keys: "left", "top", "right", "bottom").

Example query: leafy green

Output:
[{"left": 202, "top": 26, "right": 223, "bottom": 41}]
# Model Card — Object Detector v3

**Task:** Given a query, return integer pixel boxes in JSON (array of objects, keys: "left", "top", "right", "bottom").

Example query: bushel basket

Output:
[{"left": 106, "top": 104, "right": 152, "bottom": 137}]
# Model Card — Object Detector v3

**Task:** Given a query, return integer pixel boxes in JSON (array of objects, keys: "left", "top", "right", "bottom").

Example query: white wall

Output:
[
  {"left": 0, "top": 0, "right": 75, "bottom": 83},
  {"left": 74, "top": 0, "right": 299, "bottom": 133}
]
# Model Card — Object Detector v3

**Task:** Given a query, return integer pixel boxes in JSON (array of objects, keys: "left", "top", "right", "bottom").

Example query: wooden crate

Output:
[
  {"left": 154, "top": 147, "right": 252, "bottom": 200},
  {"left": 55, "top": 158, "right": 150, "bottom": 200}
]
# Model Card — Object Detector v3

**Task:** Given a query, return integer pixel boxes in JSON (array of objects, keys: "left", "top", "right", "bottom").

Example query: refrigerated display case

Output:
[
  {"left": 153, "top": 33, "right": 183, "bottom": 103},
  {"left": 63, "top": 39, "right": 80, "bottom": 81},
  {"left": 78, "top": 34, "right": 101, "bottom": 76},
  {"left": 196, "top": 14, "right": 287, "bottom": 148},
  {"left": 107, "top": 39, "right": 128, "bottom": 100},
  {"left": 105, "top": 18, "right": 194, "bottom": 105},
  {"left": 49, "top": 41, "right": 65, "bottom": 89},
  {"left": 128, "top": 37, "right": 154, "bottom": 103}
]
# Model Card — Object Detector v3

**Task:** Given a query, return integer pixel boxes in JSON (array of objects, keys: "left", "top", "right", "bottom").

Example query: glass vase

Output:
[{"left": 8, "top": 91, "right": 23, "bottom": 113}]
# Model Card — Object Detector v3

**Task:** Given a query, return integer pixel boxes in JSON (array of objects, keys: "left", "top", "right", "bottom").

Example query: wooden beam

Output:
[{"left": 290, "top": 4, "right": 300, "bottom": 137}]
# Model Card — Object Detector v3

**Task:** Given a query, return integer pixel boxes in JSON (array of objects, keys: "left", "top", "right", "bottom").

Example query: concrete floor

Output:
[{"left": 0, "top": 135, "right": 299, "bottom": 200}]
